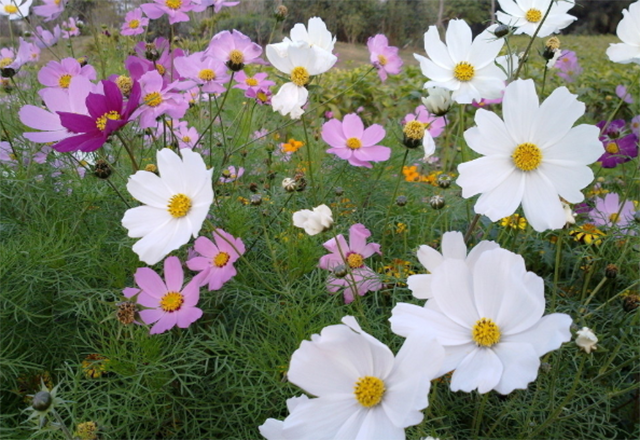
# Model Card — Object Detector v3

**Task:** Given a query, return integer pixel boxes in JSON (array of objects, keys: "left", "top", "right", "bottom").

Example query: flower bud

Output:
[
  {"left": 116, "top": 301, "right": 137, "bottom": 325},
  {"left": 334, "top": 187, "right": 344, "bottom": 196},
  {"left": 93, "top": 160, "right": 112, "bottom": 179},
  {"left": 623, "top": 294, "right": 639, "bottom": 312},
  {"left": 396, "top": 195, "right": 408, "bottom": 206},
  {"left": 282, "top": 178, "right": 297, "bottom": 192},
  {"left": 437, "top": 174, "right": 451, "bottom": 188},
  {"left": 422, "top": 87, "right": 452, "bottom": 117},
  {"left": 402, "top": 121, "right": 425, "bottom": 149},
  {"left": 430, "top": 195, "right": 445, "bottom": 209},
  {"left": 575, "top": 327, "right": 598, "bottom": 354},
  {"left": 605, "top": 264, "right": 618, "bottom": 279},
  {"left": 250, "top": 194, "right": 262, "bottom": 206},
  {"left": 332, "top": 264, "right": 348, "bottom": 278},
  {"left": 494, "top": 24, "right": 510, "bottom": 38},
  {"left": 32, "top": 391, "right": 52, "bottom": 411},
  {"left": 275, "top": 5, "right": 288, "bottom": 21}
]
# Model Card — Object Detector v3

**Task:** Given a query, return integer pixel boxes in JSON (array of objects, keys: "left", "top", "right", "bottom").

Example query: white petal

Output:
[
  {"left": 441, "top": 231, "right": 467, "bottom": 259},
  {"left": 457, "top": 155, "right": 515, "bottom": 199},
  {"left": 543, "top": 124, "right": 603, "bottom": 165},
  {"left": 422, "top": 26, "right": 454, "bottom": 69},
  {"left": 431, "top": 260, "right": 479, "bottom": 329},
  {"left": 520, "top": 171, "right": 565, "bottom": 232},
  {"left": 416, "top": 244, "right": 443, "bottom": 272},
  {"left": 450, "top": 347, "right": 502, "bottom": 393},
  {"left": 533, "top": 86, "right": 585, "bottom": 149},
  {"left": 502, "top": 79, "right": 539, "bottom": 144},
  {"left": 389, "top": 302, "right": 470, "bottom": 346},
  {"left": 272, "top": 82, "right": 308, "bottom": 119},
  {"left": 407, "top": 274, "right": 433, "bottom": 300},
  {"left": 537, "top": 163, "right": 592, "bottom": 203},
  {"left": 126, "top": 171, "right": 172, "bottom": 209},
  {"left": 467, "top": 109, "right": 514, "bottom": 156},
  {"left": 503, "top": 313, "right": 572, "bottom": 356},
  {"left": 282, "top": 395, "right": 362, "bottom": 440},
  {"left": 445, "top": 19, "right": 471, "bottom": 62},
  {"left": 121, "top": 205, "right": 172, "bottom": 238},
  {"left": 473, "top": 168, "right": 525, "bottom": 221},
  {"left": 492, "top": 342, "right": 540, "bottom": 395}
]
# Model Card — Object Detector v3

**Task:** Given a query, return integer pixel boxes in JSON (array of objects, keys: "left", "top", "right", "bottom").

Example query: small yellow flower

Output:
[
  {"left": 570, "top": 224, "right": 605, "bottom": 246},
  {"left": 500, "top": 214, "right": 527, "bottom": 230},
  {"left": 395, "top": 222, "right": 408, "bottom": 234},
  {"left": 75, "top": 421, "right": 99, "bottom": 440},
  {"left": 82, "top": 354, "right": 109, "bottom": 379}
]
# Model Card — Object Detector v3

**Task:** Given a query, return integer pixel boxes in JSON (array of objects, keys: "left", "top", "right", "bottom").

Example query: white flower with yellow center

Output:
[
  {"left": 269, "top": 316, "right": 444, "bottom": 439},
  {"left": 122, "top": 148, "right": 214, "bottom": 265},
  {"left": 606, "top": 0, "right": 640, "bottom": 64},
  {"left": 496, "top": 0, "right": 577, "bottom": 38},
  {"left": 456, "top": 79, "right": 603, "bottom": 232},
  {"left": 391, "top": 248, "right": 572, "bottom": 395},
  {"left": 415, "top": 19, "right": 506, "bottom": 104},
  {"left": 0, "top": 0, "right": 33, "bottom": 20}
]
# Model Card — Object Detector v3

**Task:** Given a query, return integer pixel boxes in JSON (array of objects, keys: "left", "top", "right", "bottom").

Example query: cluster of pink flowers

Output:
[{"left": 553, "top": 50, "right": 583, "bottom": 82}]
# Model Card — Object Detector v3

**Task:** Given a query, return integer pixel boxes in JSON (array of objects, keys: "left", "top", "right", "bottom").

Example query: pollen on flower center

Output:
[
  {"left": 165, "top": 0, "right": 182, "bottom": 10},
  {"left": 0, "top": 57, "right": 12, "bottom": 68},
  {"left": 354, "top": 376, "right": 385, "bottom": 407},
  {"left": 512, "top": 142, "right": 543, "bottom": 171},
  {"left": 213, "top": 252, "right": 230, "bottom": 267},
  {"left": 155, "top": 63, "right": 166, "bottom": 75},
  {"left": 182, "top": 136, "right": 191, "bottom": 143},
  {"left": 290, "top": 66, "right": 310, "bottom": 87},
  {"left": 245, "top": 77, "right": 258, "bottom": 86},
  {"left": 198, "top": 68, "right": 216, "bottom": 81},
  {"left": 144, "top": 91, "right": 163, "bottom": 107},
  {"left": 605, "top": 142, "right": 619, "bottom": 154},
  {"left": 346, "top": 137, "right": 362, "bottom": 150},
  {"left": 160, "top": 291, "right": 184, "bottom": 312},
  {"left": 346, "top": 252, "right": 364, "bottom": 268},
  {"left": 453, "top": 61, "right": 475, "bottom": 82},
  {"left": 129, "top": 19, "right": 140, "bottom": 29},
  {"left": 4, "top": 5, "right": 18, "bottom": 13},
  {"left": 228, "top": 49, "right": 244, "bottom": 65},
  {"left": 58, "top": 74, "right": 72, "bottom": 88},
  {"left": 377, "top": 54, "right": 388, "bottom": 66},
  {"left": 403, "top": 120, "right": 425, "bottom": 140},
  {"left": 95, "top": 111, "right": 121, "bottom": 131},
  {"left": 525, "top": 8, "right": 543, "bottom": 23},
  {"left": 609, "top": 213, "right": 620, "bottom": 223},
  {"left": 167, "top": 193, "right": 192, "bottom": 218},
  {"left": 472, "top": 317, "right": 501, "bottom": 347}
]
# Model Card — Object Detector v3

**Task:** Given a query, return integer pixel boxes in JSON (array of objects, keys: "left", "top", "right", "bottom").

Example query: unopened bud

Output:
[
  {"left": 494, "top": 24, "right": 510, "bottom": 38},
  {"left": 32, "top": 391, "right": 52, "bottom": 411},
  {"left": 437, "top": 174, "right": 451, "bottom": 188},
  {"left": 250, "top": 194, "right": 262, "bottom": 206},
  {"left": 605, "top": 264, "right": 618, "bottom": 279},
  {"left": 93, "top": 160, "right": 112, "bottom": 179},
  {"left": 430, "top": 195, "right": 445, "bottom": 209},
  {"left": 334, "top": 187, "right": 344, "bottom": 196},
  {"left": 333, "top": 264, "right": 348, "bottom": 278},
  {"left": 623, "top": 294, "right": 639, "bottom": 312},
  {"left": 396, "top": 195, "right": 408, "bottom": 206}
]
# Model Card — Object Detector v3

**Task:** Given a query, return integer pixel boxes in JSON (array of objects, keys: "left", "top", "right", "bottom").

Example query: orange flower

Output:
[{"left": 281, "top": 138, "right": 304, "bottom": 154}]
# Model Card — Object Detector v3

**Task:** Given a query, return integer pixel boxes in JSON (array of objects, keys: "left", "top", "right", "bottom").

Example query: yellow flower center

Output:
[
  {"left": 116, "top": 75, "right": 133, "bottom": 95},
  {"left": 609, "top": 213, "right": 620, "bottom": 224},
  {"left": 257, "top": 91, "right": 268, "bottom": 102},
  {"left": 0, "top": 57, "right": 13, "bottom": 68},
  {"left": 58, "top": 74, "right": 72, "bottom": 88},
  {"left": 377, "top": 54, "right": 388, "bottom": 66},
  {"left": 144, "top": 91, "right": 163, "bottom": 107},
  {"left": 95, "top": 111, "right": 121, "bottom": 131},
  {"left": 347, "top": 253, "right": 364, "bottom": 269},
  {"left": 290, "top": 66, "right": 310, "bottom": 87},
  {"left": 245, "top": 77, "right": 258, "bottom": 86},
  {"left": 525, "top": 8, "right": 543, "bottom": 23},
  {"left": 4, "top": 5, "right": 18, "bottom": 14},
  {"left": 198, "top": 68, "right": 215, "bottom": 81},
  {"left": 346, "top": 137, "right": 362, "bottom": 150},
  {"left": 453, "top": 61, "right": 475, "bottom": 82},
  {"left": 129, "top": 19, "right": 140, "bottom": 29},
  {"left": 167, "top": 193, "right": 192, "bottom": 218},
  {"left": 403, "top": 120, "right": 425, "bottom": 140},
  {"left": 472, "top": 317, "right": 501, "bottom": 347},
  {"left": 155, "top": 63, "right": 166, "bottom": 75},
  {"left": 605, "top": 142, "right": 619, "bottom": 154},
  {"left": 165, "top": 0, "right": 182, "bottom": 10},
  {"left": 213, "top": 252, "right": 230, "bottom": 267},
  {"left": 545, "top": 36, "right": 560, "bottom": 50},
  {"left": 145, "top": 164, "right": 157, "bottom": 172},
  {"left": 229, "top": 49, "right": 244, "bottom": 65},
  {"left": 182, "top": 136, "right": 191, "bottom": 143},
  {"left": 354, "top": 376, "right": 385, "bottom": 407},
  {"left": 512, "top": 142, "right": 542, "bottom": 171},
  {"left": 160, "top": 291, "right": 184, "bottom": 312}
]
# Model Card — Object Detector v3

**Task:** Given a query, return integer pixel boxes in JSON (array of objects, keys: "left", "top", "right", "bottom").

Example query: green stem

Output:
[
  {"left": 464, "top": 214, "right": 482, "bottom": 244},
  {"left": 115, "top": 132, "right": 139, "bottom": 172},
  {"left": 472, "top": 392, "right": 489, "bottom": 439},
  {"left": 51, "top": 409, "right": 74, "bottom": 440},
  {"left": 581, "top": 276, "right": 608, "bottom": 310},
  {"left": 381, "top": 149, "right": 409, "bottom": 251},
  {"left": 513, "top": 0, "right": 555, "bottom": 80},
  {"left": 551, "top": 228, "right": 564, "bottom": 311},
  {"left": 301, "top": 113, "right": 317, "bottom": 205}
]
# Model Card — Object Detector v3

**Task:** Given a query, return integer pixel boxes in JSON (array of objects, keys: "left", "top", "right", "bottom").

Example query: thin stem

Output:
[
  {"left": 51, "top": 409, "right": 74, "bottom": 440},
  {"left": 513, "top": 0, "right": 555, "bottom": 80},
  {"left": 115, "top": 132, "right": 139, "bottom": 172},
  {"left": 581, "top": 276, "right": 608, "bottom": 310},
  {"left": 381, "top": 149, "right": 409, "bottom": 250},
  {"left": 300, "top": 114, "right": 317, "bottom": 204},
  {"left": 551, "top": 228, "right": 564, "bottom": 311},
  {"left": 472, "top": 392, "right": 489, "bottom": 439},
  {"left": 464, "top": 214, "right": 482, "bottom": 244}
]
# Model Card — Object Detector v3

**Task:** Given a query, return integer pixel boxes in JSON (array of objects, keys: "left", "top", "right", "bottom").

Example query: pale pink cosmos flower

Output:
[
  {"left": 192, "top": 0, "right": 238, "bottom": 13},
  {"left": 61, "top": 17, "right": 80, "bottom": 39},
  {"left": 245, "top": 86, "right": 272, "bottom": 105},
  {"left": 173, "top": 52, "right": 229, "bottom": 94},
  {"left": 206, "top": 29, "right": 264, "bottom": 71},
  {"left": 402, "top": 104, "right": 446, "bottom": 138},
  {"left": 32, "top": 25, "right": 61, "bottom": 49},
  {"left": 219, "top": 165, "right": 244, "bottom": 183},
  {"left": 319, "top": 223, "right": 382, "bottom": 304},
  {"left": 631, "top": 115, "right": 640, "bottom": 136},
  {"left": 133, "top": 70, "right": 189, "bottom": 129},
  {"left": 37, "top": 57, "right": 97, "bottom": 90},
  {"left": 140, "top": 0, "right": 194, "bottom": 24},
  {"left": 0, "top": 47, "right": 15, "bottom": 68},
  {"left": 124, "top": 256, "right": 203, "bottom": 335},
  {"left": 322, "top": 113, "right": 390, "bottom": 168},
  {"left": 33, "top": 0, "right": 66, "bottom": 21},
  {"left": 616, "top": 85, "right": 634, "bottom": 104},
  {"left": 589, "top": 192, "right": 636, "bottom": 231},
  {"left": 121, "top": 8, "right": 149, "bottom": 36},
  {"left": 2, "top": 37, "right": 36, "bottom": 71},
  {"left": 187, "top": 229, "right": 245, "bottom": 291},
  {"left": 174, "top": 122, "right": 199, "bottom": 149},
  {"left": 367, "top": 34, "right": 403, "bottom": 82},
  {"left": 233, "top": 71, "right": 274, "bottom": 92}
]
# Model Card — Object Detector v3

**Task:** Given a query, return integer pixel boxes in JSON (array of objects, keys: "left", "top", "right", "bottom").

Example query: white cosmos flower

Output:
[
  {"left": 390, "top": 247, "right": 572, "bottom": 395},
  {"left": 606, "top": 0, "right": 640, "bottom": 64},
  {"left": 0, "top": 0, "right": 33, "bottom": 20},
  {"left": 292, "top": 204, "right": 333, "bottom": 236},
  {"left": 122, "top": 148, "right": 214, "bottom": 265},
  {"left": 496, "top": 0, "right": 577, "bottom": 38},
  {"left": 408, "top": 231, "right": 499, "bottom": 300},
  {"left": 271, "top": 316, "right": 444, "bottom": 439},
  {"left": 456, "top": 79, "right": 603, "bottom": 232},
  {"left": 415, "top": 19, "right": 506, "bottom": 104},
  {"left": 259, "top": 395, "right": 309, "bottom": 440}
]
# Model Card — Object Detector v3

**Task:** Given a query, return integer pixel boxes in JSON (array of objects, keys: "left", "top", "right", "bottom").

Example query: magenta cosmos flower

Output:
[
  {"left": 205, "top": 30, "right": 264, "bottom": 72},
  {"left": 187, "top": 229, "right": 245, "bottom": 291},
  {"left": 319, "top": 223, "right": 382, "bottom": 304},
  {"left": 121, "top": 8, "right": 149, "bottom": 36},
  {"left": 53, "top": 79, "right": 141, "bottom": 152},
  {"left": 589, "top": 192, "right": 636, "bottom": 230},
  {"left": 37, "top": 57, "right": 96, "bottom": 89},
  {"left": 33, "top": 0, "right": 66, "bottom": 21},
  {"left": 597, "top": 119, "right": 639, "bottom": 168},
  {"left": 321, "top": 113, "right": 390, "bottom": 168},
  {"left": 367, "top": 34, "right": 403, "bottom": 82},
  {"left": 140, "top": 0, "right": 194, "bottom": 24},
  {"left": 125, "top": 256, "right": 203, "bottom": 334}
]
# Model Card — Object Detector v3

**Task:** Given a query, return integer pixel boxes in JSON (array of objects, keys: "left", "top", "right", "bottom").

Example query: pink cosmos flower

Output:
[
  {"left": 321, "top": 113, "right": 390, "bottom": 168},
  {"left": 61, "top": 17, "right": 80, "bottom": 39},
  {"left": 124, "top": 256, "right": 203, "bottom": 334},
  {"left": 219, "top": 165, "right": 244, "bottom": 183},
  {"left": 53, "top": 79, "right": 141, "bottom": 152},
  {"left": 121, "top": 8, "right": 149, "bottom": 36},
  {"left": 37, "top": 57, "right": 96, "bottom": 90},
  {"left": 174, "top": 122, "right": 199, "bottom": 149},
  {"left": 367, "top": 34, "right": 403, "bottom": 82},
  {"left": 205, "top": 29, "right": 264, "bottom": 71},
  {"left": 0, "top": 47, "right": 15, "bottom": 67},
  {"left": 19, "top": 75, "right": 93, "bottom": 144},
  {"left": 33, "top": 0, "right": 66, "bottom": 21},
  {"left": 554, "top": 50, "right": 582, "bottom": 83},
  {"left": 245, "top": 86, "right": 272, "bottom": 105},
  {"left": 2, "top": 37, "right": 36, "bottom": 72},
  {"left": 589, "top": 193, "right": 636, "bottom": 231},
  {"left": 187, "top": 229, "right": 245, "bottom": 291},
  {"left": 472, "top": 97, "right": 503, "bottom": 108},
  {"left": 233, "top": 71, "right": 274, "bottom": 92},
  {"left": 402, "top": 104, "right": 446, "bottom": 138},
  {"left": 140, "top": 0, "right": 194, "bottom": 24},
  {"left": 318, "top": 223, "right": 382, "bottom": 304},
  {"left": 0, "top": 141, "right": 50, "bottom": 167},
  {"left": 32, "top": 25, "right": 61, "bottom": 49},
  {"left": 597, "top": 119, "right": 638, "bottom": 168},
  {"left": 631, "top": 115, "right": 640, "bottom": 136},
  {"left": 133, "top": 70, "right": 189, "bottom": 129},
  {"left": 127, "top": 38, "right": 185, "bottom": 84},
  {"left": 173, "top": 52, "right": 229, "bottom": 93},
  {"left": 616, "top": 85, "right": 634, "bottom": 104},
  {"left": 192, "top": 0, "right": 238, "bottom": 13}
]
